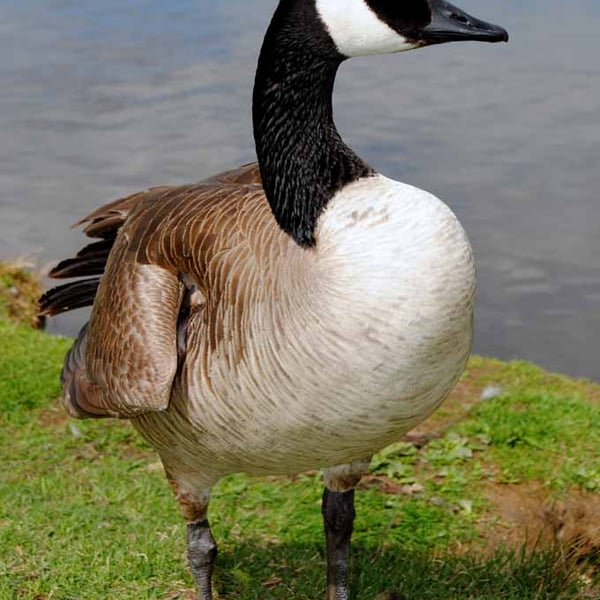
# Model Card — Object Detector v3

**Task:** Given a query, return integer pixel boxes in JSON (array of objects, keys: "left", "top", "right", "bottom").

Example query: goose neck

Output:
[{"left": 252, "top": 2, "right": 373, "bottom": 247}]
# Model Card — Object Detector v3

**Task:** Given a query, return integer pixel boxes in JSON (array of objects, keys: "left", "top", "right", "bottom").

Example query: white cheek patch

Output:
[{"left": 315, "top": 0, "right": 419, "bottom": 57}]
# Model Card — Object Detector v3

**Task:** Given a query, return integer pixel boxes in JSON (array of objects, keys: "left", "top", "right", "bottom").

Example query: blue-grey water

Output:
[{"left": 1, "top": 0, "right": 599, "bottom": 380}]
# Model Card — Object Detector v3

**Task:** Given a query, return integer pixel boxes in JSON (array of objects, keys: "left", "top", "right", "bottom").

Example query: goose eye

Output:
[{"left": 450, "top": 12, "right": 469, "bottom": 25}]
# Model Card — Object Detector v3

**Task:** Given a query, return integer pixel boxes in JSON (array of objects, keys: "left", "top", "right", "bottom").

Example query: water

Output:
[{"left": 1, "top": 0, "right": 599, "bottom": 380}]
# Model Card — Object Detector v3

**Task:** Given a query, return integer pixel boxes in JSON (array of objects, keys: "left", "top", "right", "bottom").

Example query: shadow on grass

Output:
[{"left": 211, "top": 541, "right": 589, "bottom": 600}]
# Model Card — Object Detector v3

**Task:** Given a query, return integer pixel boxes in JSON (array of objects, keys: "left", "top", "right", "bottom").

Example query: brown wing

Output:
[
  {"left": 40, "top": 163, "right": 261, "bottom": 312},
  {"left": 42, "top": 161, "right": 272, "bottom": 419},
  {"left": 80, "top": 161, "right": 261, "bottom": 241}
]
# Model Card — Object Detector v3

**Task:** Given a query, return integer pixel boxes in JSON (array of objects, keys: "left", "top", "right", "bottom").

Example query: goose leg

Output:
[
  {"left": 322, "top": 460, "right": 370, "bottom": 600},
  {"left": 322, "top": 488, "right": 355, "bottom": 600},
  {"left": 167, "top": 478, "right": 216, "bottom": 600},
  {"left": 187, "top": 518, "right": 218, "bottom": 600}
]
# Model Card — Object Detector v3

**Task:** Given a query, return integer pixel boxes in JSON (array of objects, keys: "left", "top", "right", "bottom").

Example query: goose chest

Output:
[{"left": 135, "top": 175, "right": 475, "bottom": 480}]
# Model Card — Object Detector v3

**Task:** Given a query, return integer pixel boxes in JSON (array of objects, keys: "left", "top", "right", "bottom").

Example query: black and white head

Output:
[
  {"left": 254, "top": 0, "right": 508, "bottom": 246},
  {"left": 314, "top": 0, "right": 508, "bottom": 57}
]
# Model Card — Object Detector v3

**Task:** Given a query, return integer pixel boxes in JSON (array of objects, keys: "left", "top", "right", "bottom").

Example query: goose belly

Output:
[{"left": 135, "top": 177, "right": 475, "bottom": 478}]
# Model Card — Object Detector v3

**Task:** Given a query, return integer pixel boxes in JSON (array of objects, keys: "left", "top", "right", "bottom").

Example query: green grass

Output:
[
  {"left": 0, "top": 320, "right": 70, "bottom": 423},
  {"left": 0, "top": 310, "right": 598, "bottom": 599}
]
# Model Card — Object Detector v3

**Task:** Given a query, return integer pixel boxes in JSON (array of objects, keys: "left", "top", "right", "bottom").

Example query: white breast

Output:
[
  {"left": 317, "top": 174, "right": 475, "bottom": 325},
  {"left": 310, "top": 174, "right": 475, "bottom": 430}
]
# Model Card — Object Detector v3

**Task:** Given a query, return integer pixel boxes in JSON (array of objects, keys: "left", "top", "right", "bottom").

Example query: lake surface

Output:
[{"left": 1, "top": 0, "right": 599, "bottom": 380}]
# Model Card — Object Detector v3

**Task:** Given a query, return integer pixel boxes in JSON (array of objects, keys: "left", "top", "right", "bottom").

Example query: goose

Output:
[{"left": 39, "top": 1, "right": 508, "bottom": 598}]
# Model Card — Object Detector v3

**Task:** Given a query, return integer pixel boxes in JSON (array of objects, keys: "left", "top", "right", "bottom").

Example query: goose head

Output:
[
  {"left": 254, "top": 0, "right": 508, "bottom": 246},
  {"left": 316, "top": 0, "right": 508, "bottom": 58}
]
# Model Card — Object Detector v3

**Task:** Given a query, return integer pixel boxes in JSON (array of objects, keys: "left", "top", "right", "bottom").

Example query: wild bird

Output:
[{"left": 39, "top": 0, "right": 508, "bottom": 598}]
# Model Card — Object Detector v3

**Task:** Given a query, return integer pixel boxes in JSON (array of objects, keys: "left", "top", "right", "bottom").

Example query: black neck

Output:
[{"left": 252, "top": 0, "right": 374, "bottom": 247}]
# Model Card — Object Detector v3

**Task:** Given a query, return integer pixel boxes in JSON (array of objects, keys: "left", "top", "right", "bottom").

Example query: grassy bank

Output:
[{"left": 0, "top": 262, "right": 598, "bottom": 599}]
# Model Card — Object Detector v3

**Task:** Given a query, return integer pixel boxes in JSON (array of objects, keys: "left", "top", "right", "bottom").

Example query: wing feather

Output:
[{"left": 40, "top": 162, "right": 267, "bottom": 418}]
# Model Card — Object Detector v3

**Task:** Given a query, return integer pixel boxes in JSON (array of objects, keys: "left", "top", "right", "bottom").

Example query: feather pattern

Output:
[
  {"left": 49, "top": 240, "right": 114, "bottom": 279},
  {"left": 38, "top": 278, "right": 101, "bottom": 316},
  {"left": 43, "top": 164, "right": 474, "bottom": 489},
  {"left": 131, "top": 174, "right": 475, "bottom": 490}
]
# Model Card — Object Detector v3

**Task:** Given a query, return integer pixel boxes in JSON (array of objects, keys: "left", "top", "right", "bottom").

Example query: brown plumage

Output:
[{"left": 42, "top": 162, "right": 303, "bottom": 419}]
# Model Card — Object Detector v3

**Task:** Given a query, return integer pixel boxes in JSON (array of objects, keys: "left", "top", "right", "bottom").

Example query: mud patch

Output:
[{"left": 483, "top": 482, "right": 600, "bottom": 568}]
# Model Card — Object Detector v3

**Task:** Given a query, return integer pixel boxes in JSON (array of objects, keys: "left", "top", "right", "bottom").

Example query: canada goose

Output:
[{"left": 39, "top": 1, "right": 508, "bottom": 598}]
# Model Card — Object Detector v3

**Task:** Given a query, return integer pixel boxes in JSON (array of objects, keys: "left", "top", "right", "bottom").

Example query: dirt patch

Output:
[
  {"left": 0, "top": 260, "right": 45, "bottom": 328},
  {"left": 482, "top": 482, "right": 600, "bottom": 566},
  {"left": 37, "top": 405, "right": 69, "bottom": 428}
]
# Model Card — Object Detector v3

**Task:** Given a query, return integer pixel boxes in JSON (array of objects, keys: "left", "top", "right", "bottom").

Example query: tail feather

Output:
[
  {"left": 82, "top": 215, "right": 128, "bottom": 240},
  {"left": 76, "top": 188, "right": 160, "bottom": 239},
  {"left": 49, "top": 240, "right": 114, "bottom": 279},
  {"left": 38, "top": 162, "right": 262, "bottom": 320},
  {"left": 37, "top": 192, "right": 134, "bottom": 319},
  {"left": 38, "top": 279, "right": 101, "bottom": 316}
]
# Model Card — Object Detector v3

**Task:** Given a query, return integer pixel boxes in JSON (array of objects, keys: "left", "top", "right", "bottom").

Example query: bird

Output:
[{"left": 39, "top": 1, "right": 508, "bottom": 598}]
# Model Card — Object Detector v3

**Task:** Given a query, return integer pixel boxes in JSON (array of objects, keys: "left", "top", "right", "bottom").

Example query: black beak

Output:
[{"left": 418, "top": 0, "right": 509, "bottom": 44}]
